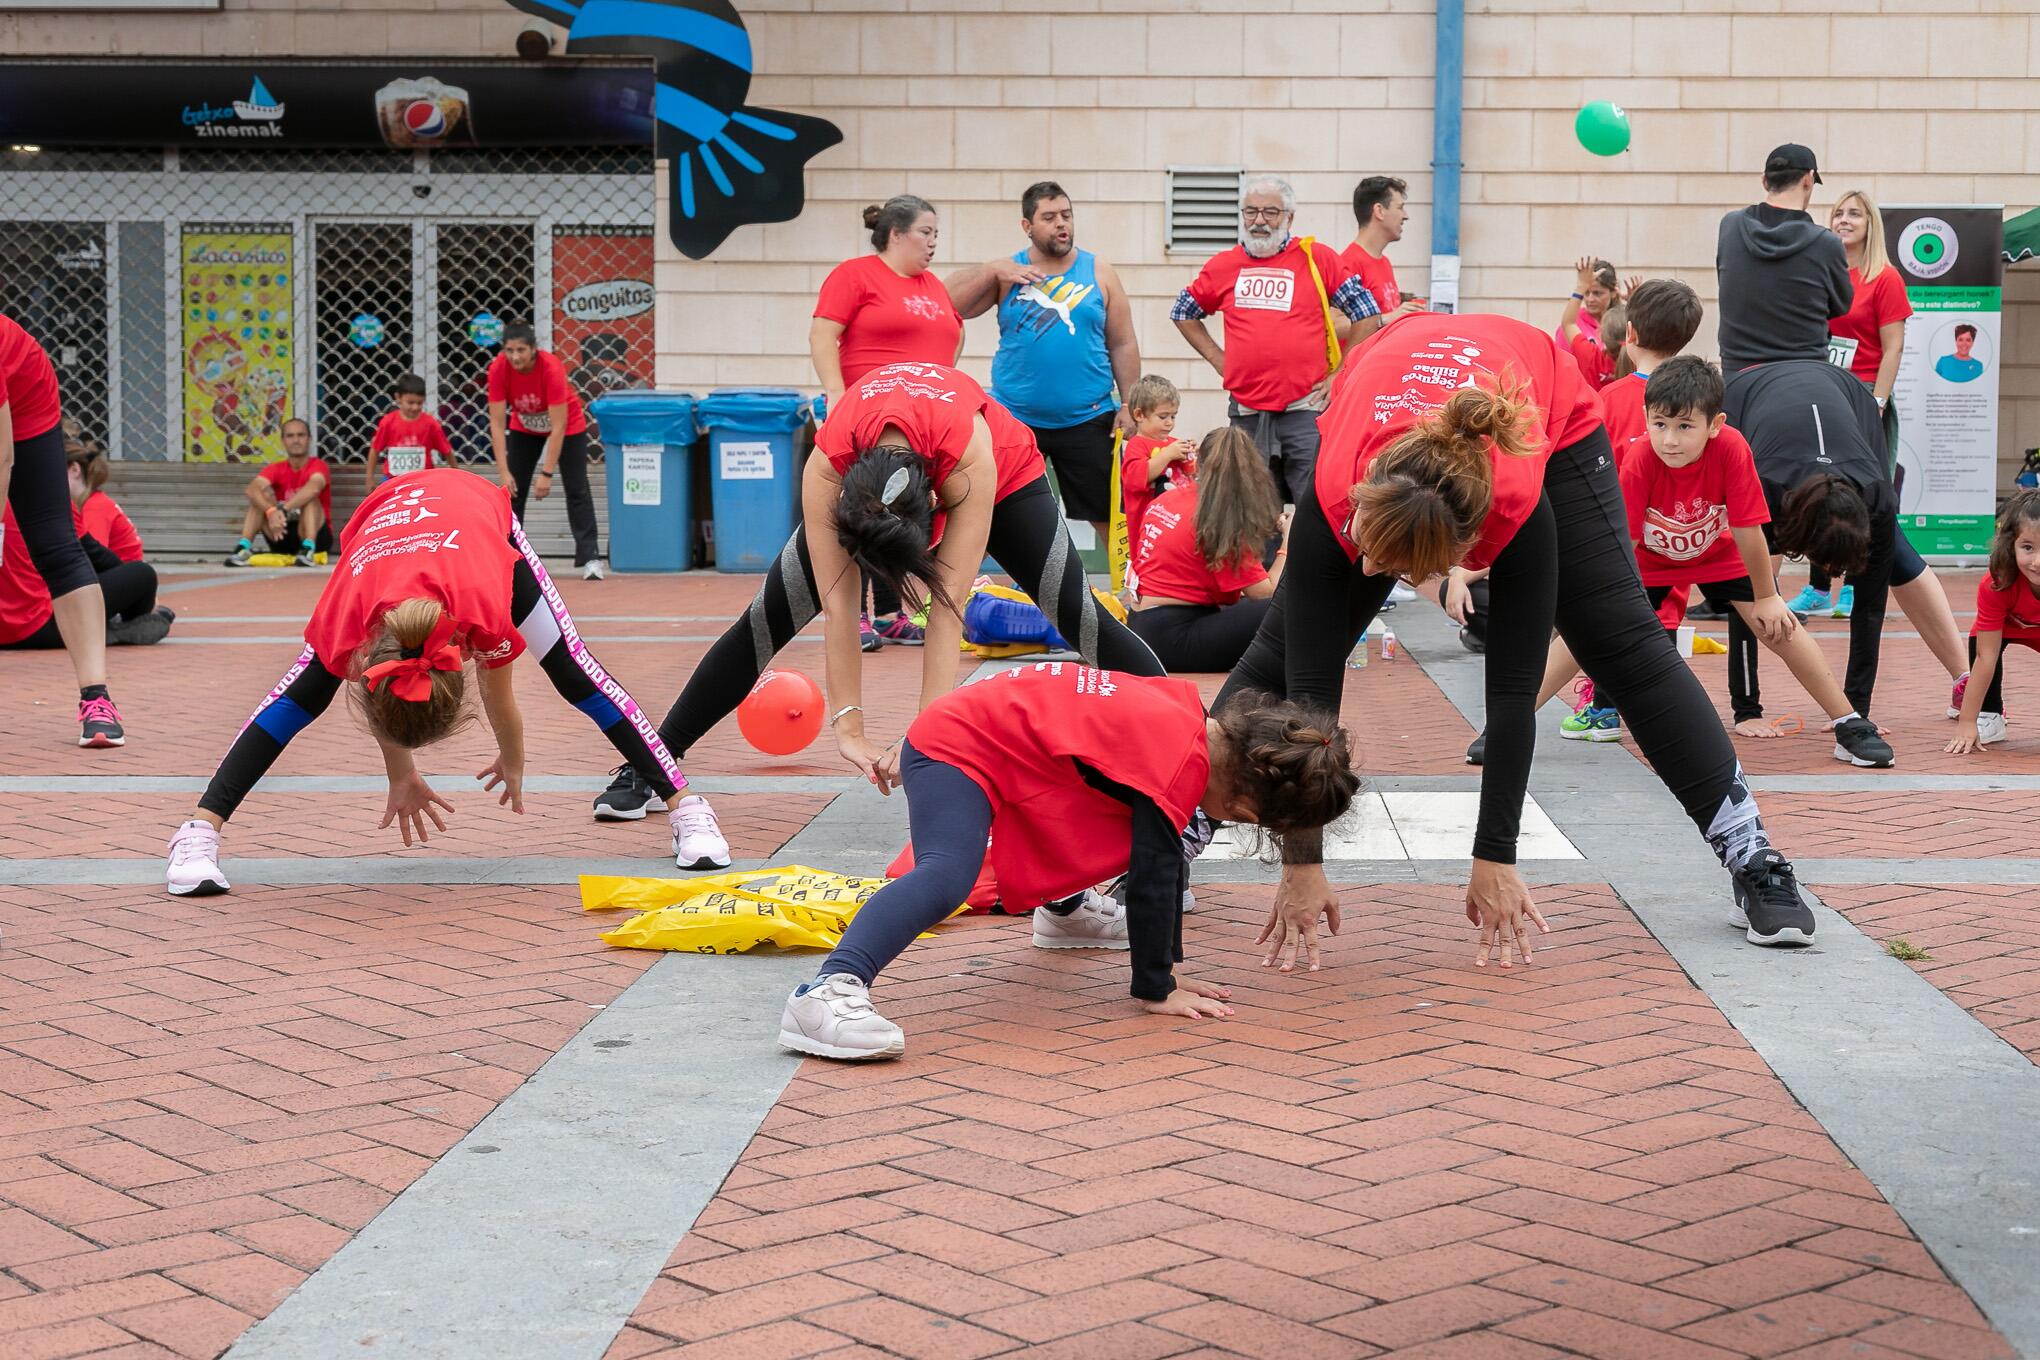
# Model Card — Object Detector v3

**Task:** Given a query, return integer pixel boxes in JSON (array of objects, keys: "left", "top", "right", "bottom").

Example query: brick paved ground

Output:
[{"left": 0, "top": 568, "right": 2033, "bottom": 1359}]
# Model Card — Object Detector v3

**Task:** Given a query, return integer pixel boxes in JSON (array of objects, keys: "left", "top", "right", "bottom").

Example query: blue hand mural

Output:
[{"left": 505, "top": 0, "right": 842, "bottom": 260}]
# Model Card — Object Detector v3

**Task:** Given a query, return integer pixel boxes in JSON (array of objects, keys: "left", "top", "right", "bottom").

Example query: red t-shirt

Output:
[
  {"left": 74, "top": 492, "right": 143, "bottom": 563},
  {"left": 1829, "top": 266, "right": 1912, "bottom": 386},
  {"left": 1619, "top": 426, "right": 1768, "bottom": 587},
  {"left": 1120, "top": 434, "right": 1196, "bottom": 547},
  {"left": 487, "top": 350, "right": 588, "bottom": 437},
  {"left": 262, "top": 457, "right": 334, "bottom": 525},
  {"left": 1567, "top": 332, "right": 1617, "bottom": 388},
  {"left": 371, "top": 410, "right": 455, "bottom": 480},
  {"left": 1315, "top": 313, "right": 1603, "bottom": 572},
  {"left": 907, "top": 664, "right": 1210, "bottom": 910},
  {"left": 1600, "top": 373, "right": 1651, "bottom": 469},
  {"left": 813, "top": 254, "right": 963, "bottom": 386},
  {"left": 816, "top": 362, "right": 1045, "bottom": 514},
  {"left": 0, "top": 314, "right": 63, "bottom": 441},
  {"left": 1186, "top": 239, "right": 1352, "bottom": 411},
  {"left": 1132, "top": 484, "right": 1266, "bottom": 607},
  {"left": 302, "top": 468, "right": 524, "bottom": 678},
  {"left": 0, "top": 505, "right": 55, "bottom": 645},
  {"left": 1973, "top": 572, "right": 2040, "bottom": 641},
  {"left": 1338, "top": 243, "right": 1400, "bottom": 313}
]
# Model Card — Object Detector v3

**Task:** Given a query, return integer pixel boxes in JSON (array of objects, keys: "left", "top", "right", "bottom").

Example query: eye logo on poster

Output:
[{"left": 1899, "top": 217, "right": 1958, "bottom": 279}]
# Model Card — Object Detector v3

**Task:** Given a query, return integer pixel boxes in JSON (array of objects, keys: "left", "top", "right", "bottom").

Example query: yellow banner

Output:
[{"left": 181, "top": 230, "right": 295, "bottom": 463}]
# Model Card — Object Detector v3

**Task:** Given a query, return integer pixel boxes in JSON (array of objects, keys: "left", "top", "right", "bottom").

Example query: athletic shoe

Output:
[
  {"left": 1730, "top": 849, "right": 1815, "bottom": 946},
  {"left": 293, "top": 547, "right": 318, "bottom": 567},
  {"left": 1784, "top": 585, "right": 1829, "bottom": 617},
  {"left": 1560, "top": 707, "right": 1622, "bottom": 742},
  {"left": 165, "top": 819, "right": 230, "bottom": 897},
  {"left": 1687, "top": 599, "right": 1727, "bottom": 621},
  {"left": 1459, "top": 626, "right": 1485, "bottom": 654},
  {"left": 858, "top": 611, "right": 882, "bottom": 653},
  {"left": 877, "top": 614, "right": 925, "bottom": 646},
  {"left": 670, "top": 794, "right": 732, "bottom": 870},
  {"left": 1388, "top": 581, "right": 1418, "bottom": 604},
  {"left": 592, "top": 763, "right": 660, "bottom": 821},
  {"left": 1831, "top": 584, "right": 1854, "bottom": 618},
  {"left": 1466, "top": 730, "right": 1486, "bottom": 766},
  {"left": 1977, "top": 712, "right": 2009, "bottom": 745},
  {"left": 78, "top": 695, "right": 125, "bottom": 748},
  {"left": 778, "top": 973, "right": 905, "bottom": 1060},
  {"left": 1947, "top": 672, "right": 1969, "bottom": 720},
  {"left": 1033, "top": 888, "right": 1130, "bottom": 950},
  {"left": 224, "top": 545, "right": 253, "bottom": 567},
  {"left": 107, "top": 607, "right": 173, "bottom": 647},
  {"left": 1832, "top": 716, "right": 1895, "bottom": 768},
  {"left": 583, "top": 559, "right": 606, "bottom": 581}
]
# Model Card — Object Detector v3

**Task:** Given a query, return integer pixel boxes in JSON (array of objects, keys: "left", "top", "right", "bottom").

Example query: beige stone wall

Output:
[{"left": 9, "top": 0, "right": 2038, "bottom": 482}]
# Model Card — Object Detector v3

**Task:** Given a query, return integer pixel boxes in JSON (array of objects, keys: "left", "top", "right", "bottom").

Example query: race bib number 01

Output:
[
  {"left": 1827, "top": 335, "right": 1859, "bottom": 370},
  {"left": 1234, "top": 269, "right": 1296, "bottom": 312},
  {"left": 385, "top": 447, "right": 427, "bottom": 477}
]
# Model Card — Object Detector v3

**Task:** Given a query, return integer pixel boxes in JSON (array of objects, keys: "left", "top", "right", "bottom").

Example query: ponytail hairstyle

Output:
[
  {"left": 1211, "top": 692, "right": 1360, "bottom": 838},
  {"left": 833, "top": 445, "right": 949, "bottom": 616},
  {"left": 1193, "top": 426, "right": 1282, "bottom": 574},
  {"left": 65, "top": 443, "right": 110, "bottom": 496},
  {"left": 863, "top": 195, "right": 936, "bottom": 253},
  {"left": 1774, "top": 474, "right": 1871, "bottom": 578},
  {"left": 1987, "top": 489, "right": 2040, "bottom": 591},
  {"left": 1349, "top": 384, "right": 1538, "bottom": 581},
  {"left": 1599, "top": 303, "right": 1634, "bottom": 379},
  {"left": 349, "top": 598, "right": 473, "bottom": 750}
]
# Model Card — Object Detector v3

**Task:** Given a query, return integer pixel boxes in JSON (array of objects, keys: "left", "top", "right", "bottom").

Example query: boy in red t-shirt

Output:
[
  {"left": 1948, "top": 490, "right": 2040, "bottom": 752},
  {"left": 1118, "top": 374, "right": 1198, "bottom": 554},
  {"left": 365, "top": 374, "right": 454, "bottom": 499},
  {"left": 1617, "top": 359, "right": 1891, "bottom": 764}
]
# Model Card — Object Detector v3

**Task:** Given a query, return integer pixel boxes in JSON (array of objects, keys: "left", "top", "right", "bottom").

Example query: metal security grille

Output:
[{"left": 0, "top": 146, "right": 654, "bottom": 467}]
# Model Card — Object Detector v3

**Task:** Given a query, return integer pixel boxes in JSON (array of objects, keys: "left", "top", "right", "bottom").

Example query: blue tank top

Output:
[{"left": 989, "top": 249, "right": 1115, "bottom": 430}]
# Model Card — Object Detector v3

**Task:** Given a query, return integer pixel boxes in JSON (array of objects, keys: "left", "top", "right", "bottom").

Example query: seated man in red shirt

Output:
[{"left": 225, "top": 418, "right": 334, "bottom": 567}]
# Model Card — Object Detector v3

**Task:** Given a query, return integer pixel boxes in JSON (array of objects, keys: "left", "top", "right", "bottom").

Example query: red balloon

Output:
[{"left": 737, "top": 669, "right": 825, "bottom": 755}]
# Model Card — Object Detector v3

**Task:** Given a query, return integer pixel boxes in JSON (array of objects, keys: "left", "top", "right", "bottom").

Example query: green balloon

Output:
[{"left": 1575, "top": 101, "right": 1631, "bottom": 157}]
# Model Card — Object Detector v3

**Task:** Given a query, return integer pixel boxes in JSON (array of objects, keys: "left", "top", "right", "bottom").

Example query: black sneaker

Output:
[
  {"left": 1731, "top": 849, "right": 1815, "bottom": 946},
  {"left": 1459, "top": 626, "right": 1485, "bottom": 654},
  {"left": 78, "top": 694, "right": 125, "bottom": 748},
  {"left": 1832, "top": 717, "right": 1894, "bottom": 769},
  {"left": 1687, "top": 599, "right": 1728, "bottom": 621},
  {"left": 592, "top": 762, "right": 660, "bottom": 821},
  {"left": 1465, "top": 730, "right": 1485, "bottom": 766},
  {"left": 107, "top": 607, "right": 173, "bottom": 647},
  {"left": 224, "top": 545, "right": 252, "bottom": 567}
]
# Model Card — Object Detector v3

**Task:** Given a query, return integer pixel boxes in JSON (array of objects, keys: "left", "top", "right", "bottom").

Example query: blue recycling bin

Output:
[
  {"left": 590, "top": 391, "right": 697, "bottom": 573},
  {"left": 698, "top": 387, "right": 813, "bottom": 573}
]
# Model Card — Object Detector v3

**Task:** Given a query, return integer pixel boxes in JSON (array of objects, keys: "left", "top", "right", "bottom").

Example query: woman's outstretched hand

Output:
[
  {"left": 380, "top": 772, "right": 454, "bottom": 847},
  {"left": 1259, "top": 862, "right": 1341, "bottom": 973},
  {"left": 836, "top": 731, "right": 900, "bottom": 794},
  {"left": 1465, "top": 858, "right": 1549, "bottom": 968}
]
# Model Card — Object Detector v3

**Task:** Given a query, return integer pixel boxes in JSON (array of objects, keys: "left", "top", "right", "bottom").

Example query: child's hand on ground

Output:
[
  {"left": 477, "top": 754, "right": 525, "bottom": 813},
  {"left": 1946, "top": 724, "right": 1982, "bottom": 755},
  {"left": 1179, "top": 976, "right": 1233, "bottom": 1004},
  {"left": 380, "top": 772, "right": 453, "bottom": 846},
  {"left": 1143, "top": 987, "right": 1234, "bottom": 1020},
  {"left": 1734, "top": 718, "right": 1786, "bottom": 740}
]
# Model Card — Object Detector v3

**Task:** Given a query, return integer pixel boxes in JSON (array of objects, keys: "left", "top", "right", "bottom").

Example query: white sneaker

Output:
[
  {"left": 670, "top": 794, "right": 732, "bottom": 870},
  {"left": 1389, "top": 581, "right": 1418, "bottom": 603},
  {"left": 778, "top": 974, "right": 905, "bottom": 1060},
  {"left": 1977, "top": 712, "right": 2009, "bottom": 745},
  {"left": 582, "top": 559, "right": 606, "bottom": 580},
  {"left": 166, "top": 820, "right": 230, "bottom": 897},
  {"left": 1033, "top": 888, "right": 1130, "bottom": 950}
]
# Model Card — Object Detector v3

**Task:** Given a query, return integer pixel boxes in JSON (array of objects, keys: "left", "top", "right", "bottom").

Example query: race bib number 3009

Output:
[{"left": 1234, "top": 269, "right": 1296, "bottom": 312}]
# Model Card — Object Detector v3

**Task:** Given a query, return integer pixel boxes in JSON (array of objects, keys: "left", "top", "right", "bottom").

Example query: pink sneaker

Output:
[
  {"left": 78, "top": 694, "right": 125, "bottom": 748},
  {"left": 670, "top": 795, "right": 732, "bottom": 871},
  {"left": 1948, "top": 672, "right": 1967, "bottom": 720}
]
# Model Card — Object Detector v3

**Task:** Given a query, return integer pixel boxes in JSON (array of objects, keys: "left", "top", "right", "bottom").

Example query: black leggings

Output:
[
  {"left": 1220, "top": 427, "right": 1771, "bottom": 870},
  {"left": 1130, "top": 599, "right": 1272, "bottom": 673},
  {"left": 2, "top": 559, "right": 157, "bottom": 650},
  {"left": 7, "top": 424, "right": 98, "bottom": 602},
  {"left": 197, "top": 523, "right": 685, "bottom": 822},
  {"left": 507, "top": 430, "right": 600, "bottom": 567},
  {"left": 1645, "top": 578, "right": 1759, "bottom": 722},
  {"left": 1967, "top": 636, "right": 2033, "bottom": 715},
  {"left": 654, "top": 475, "right": 1164, "bottom": 758}
]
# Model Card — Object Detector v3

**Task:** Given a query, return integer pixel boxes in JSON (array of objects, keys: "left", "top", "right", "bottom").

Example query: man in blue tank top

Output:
[{"left": 950, "top": 182, "right": 1141, "bottom": 539}]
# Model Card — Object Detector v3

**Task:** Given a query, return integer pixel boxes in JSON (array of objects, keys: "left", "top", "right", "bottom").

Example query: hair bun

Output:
[{"left": 862, "top": 204, "right": 883, "bottom": 230}]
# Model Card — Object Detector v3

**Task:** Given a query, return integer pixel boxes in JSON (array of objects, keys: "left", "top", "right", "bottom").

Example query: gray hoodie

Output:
[{"left": 1715, "top": 204, "right": 1853, "bottom": 374}]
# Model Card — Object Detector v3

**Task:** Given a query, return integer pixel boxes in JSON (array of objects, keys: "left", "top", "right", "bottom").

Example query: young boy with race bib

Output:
[{"left": 366, "top": 373, "right": 454, "bottom": 499}]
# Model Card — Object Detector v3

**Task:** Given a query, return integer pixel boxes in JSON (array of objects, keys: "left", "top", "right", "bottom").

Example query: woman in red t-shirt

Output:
[
  {"left": 776, "top": 666, "right": 1359, "bottom": 1060},
  {"left": 164, "top": 469, "right": 726, "bottom": 898},
  {"left": 1, "top": 312, "right": 124, "bottom": 747},
  {"left": 67, "top": 445, "right": 144, "bottom": 563},
  {"left": 486, "top": 324, "right": 601, "bottom": 577},
  {"left": 1217, "top": 312, "right": 1814, "bottom": 970},
  {"left": 1949, "top": 491, "right": 2040, "bottom": 753},
  {"left": 1130, "top": 427, "right": 1286, "bottom": 673},
  {"left": 590, "top": 362, "right": 1166, "bottom": 827}
]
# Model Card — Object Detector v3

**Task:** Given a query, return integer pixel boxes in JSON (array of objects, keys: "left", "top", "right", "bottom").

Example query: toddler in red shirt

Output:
[
  {"left": 1949, "top": 490, "right": 2040, "bottom": 752},
  {"left": 366, "top": 373, "right": 454, "bottom": 498},
  {"left": 1118, "top": 374, "right": 1198, "bottom": 557}
]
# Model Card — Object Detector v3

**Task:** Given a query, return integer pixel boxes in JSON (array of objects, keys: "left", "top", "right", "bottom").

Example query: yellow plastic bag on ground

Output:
[
  {"left": 582, "top": 865, "right": 915, "bottom": 954},
  {"left": 1693, "top": 636, "right": 1728, "bottom": 655}
]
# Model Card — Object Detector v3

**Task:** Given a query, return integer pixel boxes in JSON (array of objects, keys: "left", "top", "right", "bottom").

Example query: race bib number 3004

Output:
[{"left": 1234, "top": 269, "right": 1296, "bottom": 312}]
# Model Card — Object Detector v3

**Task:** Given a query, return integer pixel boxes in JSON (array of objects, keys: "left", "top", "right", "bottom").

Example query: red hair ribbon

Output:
[{"left": 362, "top": 614, "right": 461, "bottom": 703}]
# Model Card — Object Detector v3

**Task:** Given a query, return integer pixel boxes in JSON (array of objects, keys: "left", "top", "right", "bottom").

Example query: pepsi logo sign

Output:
[
  {"left": 561, "top": 279, "right": 655, "bottom": 323},
  {"left": 403, "top": 100, "right": 447, "bottom": 139}
]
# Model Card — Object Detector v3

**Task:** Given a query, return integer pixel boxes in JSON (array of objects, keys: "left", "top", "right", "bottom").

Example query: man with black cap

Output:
[{"left": 1716, "top": 144, "right": 1853, "bottom": 374}]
